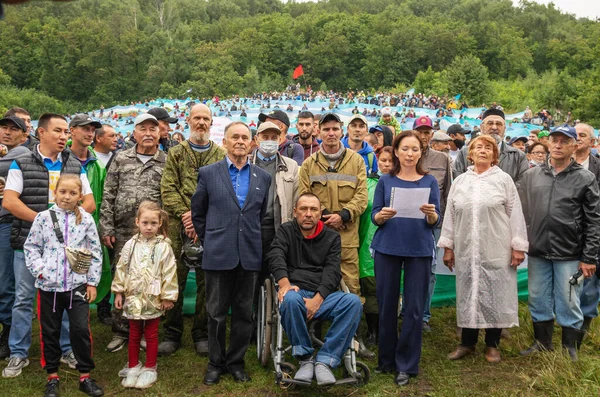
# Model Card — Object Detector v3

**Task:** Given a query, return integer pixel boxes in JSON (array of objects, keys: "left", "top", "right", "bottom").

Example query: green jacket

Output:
[
  {"left": 67, "top": 145, "right": 111, "bottom": 302},
  {"left": 358, "top": 176, "right": 379, "bottom": 278}
]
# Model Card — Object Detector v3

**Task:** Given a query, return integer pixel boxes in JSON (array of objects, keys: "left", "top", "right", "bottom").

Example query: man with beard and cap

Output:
[
  {"left": 412, "top": 116, "right": 452, "bottom": 332},
  {"left": 259, "top": 110, "right": 304, "bottom": 165},
  {"left": 159, "top": 103, "right": 226, "bottom": 357},
  {"left": 453, "top": 109, "right": 529, "bottom": 183},
  {"left": 446, "top": 124, "right": 470, "bottom": 164},
  {"left": 148, "top": 108, "right": 178, "bottom": 153},
  {"left": 292, "top": 111, "right": 320, "bottom": 160}
]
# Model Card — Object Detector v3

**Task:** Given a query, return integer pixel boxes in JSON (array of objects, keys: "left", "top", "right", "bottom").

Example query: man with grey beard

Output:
[
  {"left": 453, "top": 109, "right": 528, "bottom": 184},
  {"left": 159, "top": 104, "right": 226, "bottom": 356}
]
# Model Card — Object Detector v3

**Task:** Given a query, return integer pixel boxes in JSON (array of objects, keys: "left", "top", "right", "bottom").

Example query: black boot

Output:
[
  {"left": 357, "top": 336, "right": 375, "bottom": 359},
  {"left": 562, "top": 327, "right": 584, "bottom": 362},
  {"left": 365, "top": 313, "right": 378, "bottom": 347},
  {"left": 577, "top": 317, "right": 593, "bottom": 349},
  {"left": 520, "top": 320, "right": 554, "bottom": 356},
  {"left": 0, "top": 324, "right": 10, "bottom": 360}
]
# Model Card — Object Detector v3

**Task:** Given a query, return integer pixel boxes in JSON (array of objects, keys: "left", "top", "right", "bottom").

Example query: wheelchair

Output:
[{"left": 256, "top": 277, "right": 371, "bottom": 389}]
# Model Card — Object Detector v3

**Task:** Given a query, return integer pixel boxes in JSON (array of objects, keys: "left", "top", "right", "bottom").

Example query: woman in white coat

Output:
[{"left": 438, "top": 135, "right": 528, "bottom": 363}]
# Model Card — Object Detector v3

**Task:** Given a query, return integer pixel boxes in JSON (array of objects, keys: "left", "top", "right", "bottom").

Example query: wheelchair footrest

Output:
[
  {"left": 334, "top": 377, "right": 362, "bottom": 386},
  {"left": 279, "top": 378, "right": 312, "bottom": 386}
]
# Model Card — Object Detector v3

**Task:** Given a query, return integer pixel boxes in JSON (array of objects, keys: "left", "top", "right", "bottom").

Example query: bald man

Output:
[{"left": 159, "top": 104, "right": 226, "bottom": 356}]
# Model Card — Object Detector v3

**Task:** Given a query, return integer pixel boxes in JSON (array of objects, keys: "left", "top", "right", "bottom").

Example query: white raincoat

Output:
[{"left": 438, "top": 166, "right": 528, "bottom": 328}]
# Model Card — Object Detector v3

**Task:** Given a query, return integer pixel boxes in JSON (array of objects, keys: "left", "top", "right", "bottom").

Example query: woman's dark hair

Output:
[
  {"left": 390, "top": 130, "right": 428, "bottom": 176},
  {"left": 379, "top": 125, "right": 393, "bottom": 146}
]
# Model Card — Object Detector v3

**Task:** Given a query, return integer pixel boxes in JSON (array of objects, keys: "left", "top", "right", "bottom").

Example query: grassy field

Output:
[{"left": 1, "top": 303, "right": 600, "bottom": 397}]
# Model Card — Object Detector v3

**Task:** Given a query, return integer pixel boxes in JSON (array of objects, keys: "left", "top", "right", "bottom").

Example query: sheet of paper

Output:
[{"left": 390, "top": 187, "right": 431, "bottom": 219}]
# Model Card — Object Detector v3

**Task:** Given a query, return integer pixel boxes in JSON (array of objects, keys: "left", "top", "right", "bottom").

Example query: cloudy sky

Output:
[{"left": 512, "top": 0, "right": 600, "bottom": 20}]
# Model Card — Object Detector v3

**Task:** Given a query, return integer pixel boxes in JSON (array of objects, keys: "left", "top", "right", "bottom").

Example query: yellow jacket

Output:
[
  {"left": 299, "top": 147, "right": 368, "bottom": 247},
  {"left": 111, "top": 234, "right": 178, "bottom": 320}
]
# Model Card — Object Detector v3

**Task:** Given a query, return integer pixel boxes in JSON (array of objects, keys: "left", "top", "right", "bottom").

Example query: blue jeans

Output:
[
  {"left": 0, "top": 223, "right": 15, "bottom": 325},
  {"left": 9, "top": 251, "right": 71, "bottom": 358},
  {"left": 528, "top": 256, "right": 583, "bottom": 329},
  {"left": 580, "top": 274, "right": 600, "bottom": 319},
  {"left": 280, "top": 289, "right": 361, "bottom": 368},
  {"left": 423, "top": 227, "right": 441, "bottom": 323}
]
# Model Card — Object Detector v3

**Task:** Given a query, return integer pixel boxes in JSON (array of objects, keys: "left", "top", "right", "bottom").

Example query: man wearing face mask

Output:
[
  {"left": 453, "top": 109, "right": 529, "bottom": 184},
  {"left": 446, "top": 124, "right": 470, "bottom": 164},
  {"left": 250, "top": 121, "right": 299, "bottom": 330}
]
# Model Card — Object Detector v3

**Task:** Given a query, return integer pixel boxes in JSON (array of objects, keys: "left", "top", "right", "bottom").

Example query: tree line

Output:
[{"left": 0, "top": 0, "right": 599, "bottom": 124}]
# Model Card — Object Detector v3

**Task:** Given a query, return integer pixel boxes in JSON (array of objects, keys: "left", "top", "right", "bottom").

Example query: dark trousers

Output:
[
  {"left": 375, "top": 252, "right": 430, "bottom": 375},
  {"left": 205, "top": 265, "right": 258, "bottom": 372},
  {"left": 461, "top": 328, "right": 501, "bottom": 348},
  {"left": 163, "top": 266, "right": 208, "bottom": 342},
  {"left": 38, "top": 285, "right": 95, "bottom": 374}
]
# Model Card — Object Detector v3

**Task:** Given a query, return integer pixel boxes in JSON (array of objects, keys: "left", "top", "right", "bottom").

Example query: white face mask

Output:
[{"left": 258, "top": 140, "right": 279, "bottom": 157}]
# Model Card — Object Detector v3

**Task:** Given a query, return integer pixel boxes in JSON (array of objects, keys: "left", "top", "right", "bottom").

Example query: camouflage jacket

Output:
[
  {"left": 99, "top": 145, "right": 166, "bottom": 258},
  {"left": 161, "top": 140, "right": 226, "bottom": 219}
]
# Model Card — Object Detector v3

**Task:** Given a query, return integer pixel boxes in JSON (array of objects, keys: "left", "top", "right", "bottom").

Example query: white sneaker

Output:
[
  {"left": 315, "top": 362, "right": 336, "bottom": 386},
  {"left": 118, "top": 363, "right": 130, "bottom": 378},
  {"left": 294, "top": 356, "right": 315, "bottom": 383},
  {"left": 2, "top": 357, "right": 30, "bottom": 378},
  {"left": 135, "top": 368, "right": 157, "bottom": 389},
  {"left": 60, "top": 351, "right": 78, "bottom": 370},
  {"left": 121, "top": 363, "right": 142, "bottom": 388}
]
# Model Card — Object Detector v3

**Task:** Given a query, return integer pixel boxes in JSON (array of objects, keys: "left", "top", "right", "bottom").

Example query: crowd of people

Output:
[{"left": 0, "top": 99, "right": 598, "bottom": 396}]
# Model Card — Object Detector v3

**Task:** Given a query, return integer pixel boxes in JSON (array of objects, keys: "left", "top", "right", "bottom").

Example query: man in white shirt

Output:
[{"left": 93, "top": 124, "right": 118, "bottom": 169}]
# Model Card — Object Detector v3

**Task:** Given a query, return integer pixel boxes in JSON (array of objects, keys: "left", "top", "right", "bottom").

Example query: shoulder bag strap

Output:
[{"left": 49, "top": 210, "right": 65, "bottom": 245}]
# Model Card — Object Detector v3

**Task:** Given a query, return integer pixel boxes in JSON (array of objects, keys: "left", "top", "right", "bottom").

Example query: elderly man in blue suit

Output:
[{"left": 191, "top": 121, "right": 271, "bottom": 386}]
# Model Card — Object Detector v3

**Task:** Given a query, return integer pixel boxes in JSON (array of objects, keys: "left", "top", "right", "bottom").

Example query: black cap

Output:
[
  {"left": 446, "top": 124, "right": 471, "bottom": 136},
  {"left": 258, "top": 110, "right": 290, "bottom": 127},
  {"left": 69, "top": 114, "right": 102, "bottom": 128},
  {"left": 508, "top": 136, "right": 527, "bottom": 145},
  {"left": 0, "top": 116, "right": 27, "bottom": 132},
  {"left": 148, "top": 108, "right": 178, "bottom": 124},
  {"left": 319, "top": 113, "right": 342, "bottom": 126},
  {"left": 482, "top": 108, "right": 505, "bottom": 120}
]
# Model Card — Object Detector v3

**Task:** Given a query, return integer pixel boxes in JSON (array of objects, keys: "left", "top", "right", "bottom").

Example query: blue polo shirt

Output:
[{"left": 226, "top": 156, "right": 250, "bottom": 207}]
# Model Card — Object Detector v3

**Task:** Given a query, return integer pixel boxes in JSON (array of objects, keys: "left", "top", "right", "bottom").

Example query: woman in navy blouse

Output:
[{"left": 371, "top": 131, "right": 440, "bottom": 386}]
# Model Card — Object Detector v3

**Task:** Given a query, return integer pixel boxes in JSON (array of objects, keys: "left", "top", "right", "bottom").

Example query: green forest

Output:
[{"left": 1, "top": 0, "right": 600, "bottom": 123}]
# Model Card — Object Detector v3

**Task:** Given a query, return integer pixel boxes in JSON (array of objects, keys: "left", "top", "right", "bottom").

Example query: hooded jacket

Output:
[
  {"left": 517, "top": 160, "right": 600, "bottom": 263},
  {"left": 341, "top": 136, "right": 379, "bottom": 175},
  {"left": 267, "top": 219, "right": 342, "bottom": 299},
  {"left": 292, "top": 135, "right": 320, "bottom": 161},
  {"left": 24, "top": 205, "right": 102, "bottom": 292},
  {"left": 454, "top": 141, "right": 529, "bottom": 184},
  {"left": 278, "top": 139, "right": 304, "bottom": 166}
]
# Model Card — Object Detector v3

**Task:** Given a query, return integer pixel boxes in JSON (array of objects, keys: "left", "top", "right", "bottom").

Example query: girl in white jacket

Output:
[
  {"left": 112, "top": 200, "right": 178, "bottom": 390},
  {"left": 24, "top": 174, "right": 103, "bottom": 397}
]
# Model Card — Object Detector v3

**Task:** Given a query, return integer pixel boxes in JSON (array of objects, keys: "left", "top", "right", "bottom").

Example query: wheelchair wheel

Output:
[
  {"left": 354, "top": 361, "right": 370, "bottom": 386},
  {"left": 256, "top": 285, "right": 266, "bottom": 362},
  {"left": 259, "top": 278, "right": 274, "bottom": 367},
  {"left": 278, "top": 362, "right": 296, "bottom": 390}
]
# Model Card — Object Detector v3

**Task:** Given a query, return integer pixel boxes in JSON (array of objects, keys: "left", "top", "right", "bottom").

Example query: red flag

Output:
[{"left": 292, "top": 64, "right": 304, "bottom": 79}]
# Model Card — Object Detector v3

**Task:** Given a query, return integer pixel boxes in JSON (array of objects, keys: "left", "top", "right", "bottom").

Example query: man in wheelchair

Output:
[{"left": 266, "top": 193, "right": 363, "bottom": 386}]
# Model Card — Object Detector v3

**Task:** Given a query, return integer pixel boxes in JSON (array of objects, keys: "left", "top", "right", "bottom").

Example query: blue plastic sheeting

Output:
[{"left": 37, "top": 97, "right": 556, "bottom": 139}]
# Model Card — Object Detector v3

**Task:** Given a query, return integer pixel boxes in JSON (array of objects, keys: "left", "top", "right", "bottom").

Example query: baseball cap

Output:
[
  {"left": 549, "top": 124, "right": 576, "bottom": 140},
  {"left": 69, "top": 113, "right": 102, "bottom": 129},
  {"left": 537, "top": 130, "right": 550, "bottom": 139},
  {"left": 447, "top": 124, "right": 471, "bottom": 136},
  {"left": 256, "top": 121, "right": 281, "bottom": 135},
  {"left": 0, "top": 116, "right": 27, "bottom": 132},
  {"left": 148, "top": 108, "right": 178, "bottom": 124},
  {"left": 134, "top": 113, "right": 159, "bottom": 127},
  {"left": 413, "top": 116, "right": 433, "bottom": 130},
  {"left": 319, "top": 113, "right": 342, "bottom": 126},
  {"left": 258, "top": 110, "right": 290, "bottom": 127},
  {"left": 482, "top": 108, "right": 505, "bottom": 120},
  {"left": 369, "top": 125, "right": 384, "bottom": 134},
  {"left": 348, "top": 114, "right": 368, "bottom": 125},
  {"left": 508, "top": 136, "right": 527, "bottom": 146},
  {"left": 431, "top": 131, "right": 452, "bottom": 142}
]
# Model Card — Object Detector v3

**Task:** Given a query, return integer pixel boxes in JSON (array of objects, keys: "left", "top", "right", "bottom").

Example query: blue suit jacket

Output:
[{"left": 191, "top": 158, "right": 271, "bottom": 271}]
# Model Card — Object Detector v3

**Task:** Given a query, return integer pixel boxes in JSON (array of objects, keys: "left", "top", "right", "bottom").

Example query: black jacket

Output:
[
  {"left": 518, "top": 160, "right": 600, "bottom": 264},
  {"left": 266, "top": 219, "right": 341, "bottom": 298}
]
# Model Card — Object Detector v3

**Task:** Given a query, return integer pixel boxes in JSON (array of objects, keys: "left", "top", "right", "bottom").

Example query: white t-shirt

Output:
[
  {"left": 136, "top": 154, "right": 153, "bottom": 164},
  {"left": 581, "top": 157, "right": 590, "bottom": 171},
  {"left": 5, "top": 148, "right": 93, "bottom": 206},
  {"left": 449, "top": 149, "right": 460, "bottom": 162},
  {"left": 95, "top": 151, "right": 113, "bottom": 167}
]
